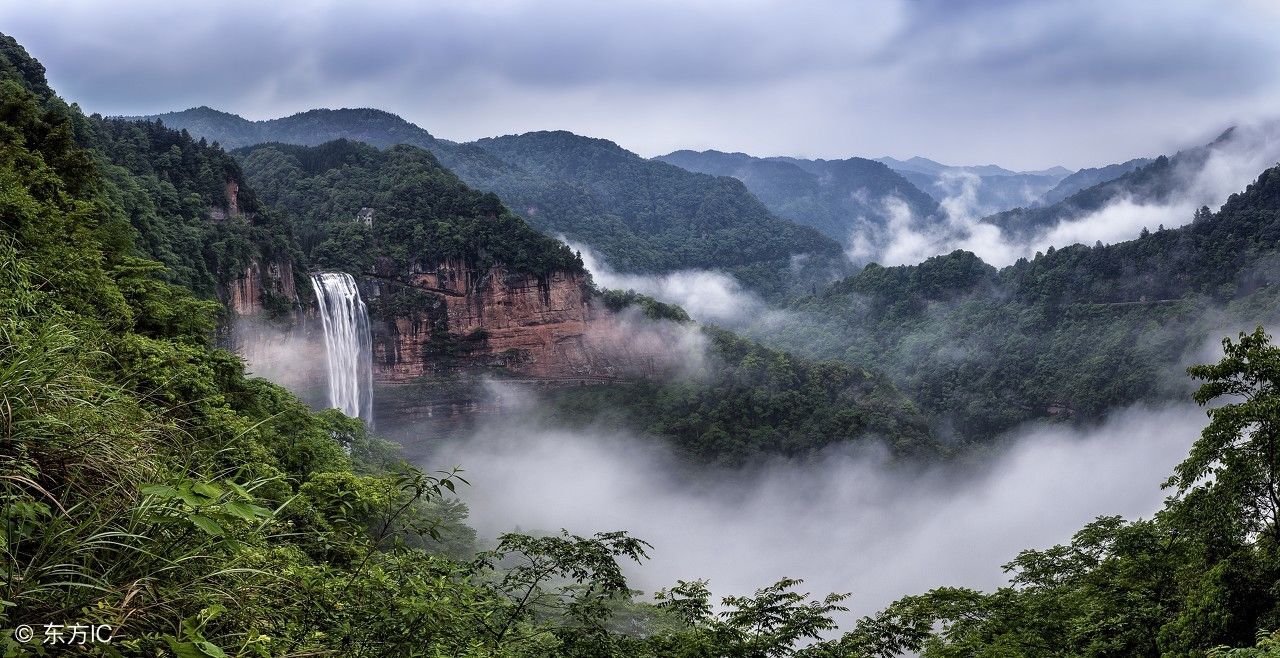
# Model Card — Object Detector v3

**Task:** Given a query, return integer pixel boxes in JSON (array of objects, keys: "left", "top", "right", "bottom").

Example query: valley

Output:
[{"left": 5, "top": 4, "right": 1280, "bottom": 655}]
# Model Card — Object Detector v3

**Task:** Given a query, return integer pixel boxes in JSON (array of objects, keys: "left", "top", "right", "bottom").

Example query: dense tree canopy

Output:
[
  {"left": 238, "top": 139, "right": 582, "bottom": 278},
  {"left": 655, "top": 149, "right": 940, "bottom": 245},
  {"left": 548, "top": 324, "right": 937, "bottom": 465},
  {"left": 834, "top": 328, "right": 1280, "bottom": 656}
]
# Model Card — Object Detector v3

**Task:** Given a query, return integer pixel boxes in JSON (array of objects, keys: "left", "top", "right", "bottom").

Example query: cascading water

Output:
[{"left": 310, "top": 272, "right": 374, "bottom": 428}]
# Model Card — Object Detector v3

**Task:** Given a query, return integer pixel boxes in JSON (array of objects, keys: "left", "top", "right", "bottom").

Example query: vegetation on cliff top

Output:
[{"left": 237, "top": 138, "right": 583, "bottom": 278}]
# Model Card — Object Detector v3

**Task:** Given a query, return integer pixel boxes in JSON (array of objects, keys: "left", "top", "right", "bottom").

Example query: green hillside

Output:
[
  {"left": 656, "top": 149, "right": 940, "bottom": 245},
  {"left": 139, "top": 109, "right": 850, "bottom": 298},
  {"left": 762, "top": 167, "right": 1280, "bottom": 442}
]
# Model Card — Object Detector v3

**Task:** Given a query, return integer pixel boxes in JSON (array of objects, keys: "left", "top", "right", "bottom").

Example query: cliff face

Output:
[
  {"left": 372, "top": 259, "right": 661, "bottom": 383},
  {"left": 224, "top": 256, "right": 299, "bottom": 316}
]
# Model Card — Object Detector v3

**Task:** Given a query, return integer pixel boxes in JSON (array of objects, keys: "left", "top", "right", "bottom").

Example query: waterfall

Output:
[{"left": 310, "top": 272, "right": 374, "bottom": 428}]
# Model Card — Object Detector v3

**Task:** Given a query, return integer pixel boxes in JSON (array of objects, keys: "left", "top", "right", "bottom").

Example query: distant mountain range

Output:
[
  {"left": 1035, "top": 157, "right": 1154, "bottom": 206},
  {"left": 874, "top": 156, "right": 1074, "bottom": 217},
  {"left": 140, "top": 106, "right": 1257, "bottom": 276},
  {"left": 125, "top": 106, "right": 448, "bottom": 151},
  {"left": 875, "top": 155, "right": 1070, "bottom": 179},
  {"left": 982, "top": 126, "right": 1278, "bottom": 240}
]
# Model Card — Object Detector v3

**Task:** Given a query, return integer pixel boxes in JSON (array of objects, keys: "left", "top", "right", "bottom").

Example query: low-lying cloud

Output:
[
  {"left": 574, "top": 242, "right": 774, "bottom": 326},
  {"left": 584, "top": 305, "right": 713, "bottom": 379},
  {"left": 433, "top": 404, "right": 1206, "bottom": 622}
]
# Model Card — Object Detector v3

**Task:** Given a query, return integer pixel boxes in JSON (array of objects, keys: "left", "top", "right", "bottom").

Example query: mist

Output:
[
  {"left": 574, "top": 242, "right": 774, "bottom": 326},
  {"left": 430, "top": 403, "right": 1206, "bottom": 621},
  {"left": 232, "top": 315, "right": 326, "bottom": 401}
]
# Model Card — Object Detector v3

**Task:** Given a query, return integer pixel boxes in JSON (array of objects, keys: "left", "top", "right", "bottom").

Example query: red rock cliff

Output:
[
  {"left": 372, "top": 259, "right": 663, "bottom": 383},
  {"left": 223, "top": 255, "right": 666, "bottom": 385}
]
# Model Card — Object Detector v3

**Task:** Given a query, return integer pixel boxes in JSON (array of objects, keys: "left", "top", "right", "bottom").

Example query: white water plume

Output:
[{"left": 310, "top": 272, "right": 375, "bottom": 427}]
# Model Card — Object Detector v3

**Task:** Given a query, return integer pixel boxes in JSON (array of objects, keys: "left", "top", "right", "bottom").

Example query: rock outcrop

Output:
[{"left": 225, "top": 256, "right": 672, "bottom": 437}]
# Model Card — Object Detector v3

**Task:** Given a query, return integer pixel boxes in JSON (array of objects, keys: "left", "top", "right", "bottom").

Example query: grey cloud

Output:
[
  {"left": 4, "top": 0, "right": 1279, "bottom": 167},
  {"left": 893, "top": 0, "right": 1279, "bottom": 95}
]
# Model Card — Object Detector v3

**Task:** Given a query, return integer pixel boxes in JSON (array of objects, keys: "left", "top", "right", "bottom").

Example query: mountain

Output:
[
  {"left": 135, "top": 108, "right": 846, "bottom": 297},
  {"left": 877, "top": 155, "right": 1015, "bottom": 177},
  {"left": 656, "top": 149, "right": 939, "bottom": 245},
  {"left": 457, "top": 132, "right": 848, "bottom": 295},
  {"left": 236, "top": 139, "right": 579, "bottom": 278},
  {"left": 981, "top": 127, "right": 1271, "bottom": 239},
  {"left": 1037, "top": 156, "right": 1155, "bottom": 206},
  {"left": 875, "top": 155, "right": 1073, "bottom": 216}
]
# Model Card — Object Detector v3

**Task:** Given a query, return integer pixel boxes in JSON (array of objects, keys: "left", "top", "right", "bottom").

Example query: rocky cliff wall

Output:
[{"left": 372, "top": 259, "right": 663, "bottom": 383}]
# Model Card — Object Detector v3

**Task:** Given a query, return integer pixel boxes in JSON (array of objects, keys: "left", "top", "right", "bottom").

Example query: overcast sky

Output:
[{"left": 4, "top": 0, "right": 1278, "bottom": 169}]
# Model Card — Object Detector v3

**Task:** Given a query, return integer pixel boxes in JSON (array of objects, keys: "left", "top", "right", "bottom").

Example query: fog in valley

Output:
[{"left": 429, "top": 400, "right": 1205, "bottom": 620}]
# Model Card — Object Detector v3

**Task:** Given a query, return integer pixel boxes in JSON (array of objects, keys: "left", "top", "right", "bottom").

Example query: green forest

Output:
[
  {"left": 654, "top": 149, "right": 939, "bottom": 245},
  {"left": 237, "top": 139, "right": 582, "bottom": 279},
  {"left": 546, "top": 325, "right": 937, "bottom": 466}
]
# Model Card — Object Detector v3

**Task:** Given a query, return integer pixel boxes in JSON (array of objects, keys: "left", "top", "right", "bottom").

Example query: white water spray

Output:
[{"left": 310, "top": 272, "right": 374, "bottom": 427}]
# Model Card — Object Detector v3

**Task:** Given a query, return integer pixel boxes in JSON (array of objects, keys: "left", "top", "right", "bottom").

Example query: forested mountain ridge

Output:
[
  {"left": 132, "top": 105, "right": 449, "bottom": 151},
  {"left": 768, "top": 163, "right": 1280, "bottom": 443},
  {"left": 655, "top": 148, "right": 939, "bottom": 244},
  {"left": 236, "top": 139, "right": 581, "bottom": 278},
  {"left": 0, "top": 52, "right": 301, "bottom": 306},
  {"left": 469, "top": 132, "right": 845, "bottom": 288},
  {"left": 136, "top": 108, "right": 849, "bottom": 299}
]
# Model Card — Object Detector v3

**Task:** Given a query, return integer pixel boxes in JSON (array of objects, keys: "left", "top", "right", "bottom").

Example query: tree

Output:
[
  {"left": 470, "top": 530, "right": 651, "bottom": 647},
  {"left": 652, "top": 578, "right": 849, "bottom": 658},
  {"left": 1175, "top": 327, "right": 1280, "bottom": 544}
]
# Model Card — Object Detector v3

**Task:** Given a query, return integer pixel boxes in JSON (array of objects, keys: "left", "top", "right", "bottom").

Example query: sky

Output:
[{"left": 3, "top": 0, "right": 1279, "bottom": 170}]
